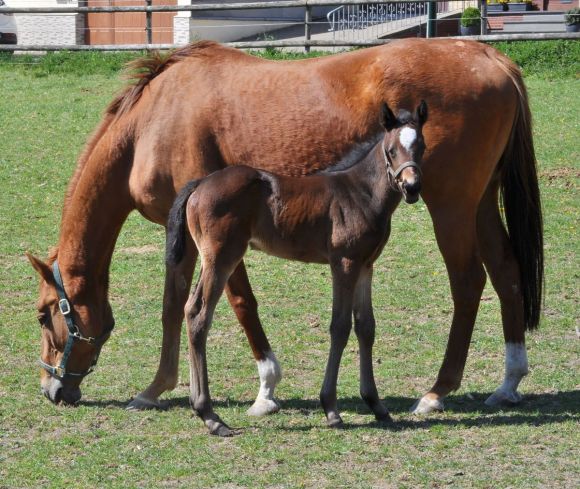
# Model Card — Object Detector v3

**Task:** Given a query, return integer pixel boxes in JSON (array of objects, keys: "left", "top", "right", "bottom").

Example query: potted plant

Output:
[
  {"left": 487, "top": 0, "right": 507, "bottom": 13},
  {"left": 460, "top": 7, "right": 481, "bottom": 35},
  {"left": 565, "top": 7, "right": 580, "bottom": 32}
]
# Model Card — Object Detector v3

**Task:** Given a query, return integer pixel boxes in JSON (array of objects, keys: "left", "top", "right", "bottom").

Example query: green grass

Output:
[{"left": 0, "top": 43, "right": 578, "bottom": 488}]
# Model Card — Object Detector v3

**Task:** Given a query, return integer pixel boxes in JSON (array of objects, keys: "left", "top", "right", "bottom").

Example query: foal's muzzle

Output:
[{"left": 398, "top": 166, "right": 422, "bottom": 204}]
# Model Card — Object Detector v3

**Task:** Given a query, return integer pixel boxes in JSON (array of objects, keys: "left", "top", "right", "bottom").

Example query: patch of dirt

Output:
[{"left": 539, "top": 167, "right": 579, "bottom": 188}]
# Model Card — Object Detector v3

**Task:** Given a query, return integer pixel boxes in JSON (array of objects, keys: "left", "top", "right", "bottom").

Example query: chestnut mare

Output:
[
  {"left": 28, "top": 39, "right": 542, "bottom": 415},
  {"left": 167, "top": 102, "right": 427, "bottom": 435}
]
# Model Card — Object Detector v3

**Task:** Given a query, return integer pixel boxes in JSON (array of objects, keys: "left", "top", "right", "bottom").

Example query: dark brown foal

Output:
[{"left": 166, "top": 102, "right": 428, "bottom": 435}]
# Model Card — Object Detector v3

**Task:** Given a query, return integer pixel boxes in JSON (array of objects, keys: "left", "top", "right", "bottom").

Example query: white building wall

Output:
[{"left": 10, "top": 0, "right": 80, "bottom": 46}]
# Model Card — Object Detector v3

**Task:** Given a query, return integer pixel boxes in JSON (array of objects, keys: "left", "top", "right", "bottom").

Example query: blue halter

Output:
[{"left": 38, "top": 260, "right": 113, "bottom": 380}]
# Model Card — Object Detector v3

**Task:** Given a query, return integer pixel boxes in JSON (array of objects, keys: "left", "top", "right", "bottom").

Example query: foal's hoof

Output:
[
  {"left": 208, "top": 422, "right": 234, "bottom": 437},
  {"left": 485, "top": 388, "right": 523, "bottom": 407},
  {"left": 410, "top": 395, "right": 444, "bottom": 415},
  {"left": 375, "top": 411, "right": 393, "bottom": 424},
  {"left": 247, "top": 398, "right": 280, "bottom": 417},
  {"left": 126, "top": 394, "right": 162, "bottom": 411},
  {"left": 326, "top": 414, "right": 344, "bottom": 428}
]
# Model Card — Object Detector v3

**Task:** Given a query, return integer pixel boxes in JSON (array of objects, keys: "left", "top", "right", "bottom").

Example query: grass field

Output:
[{"left": 0, "top": 41, "right": 578, "bottom": 488}]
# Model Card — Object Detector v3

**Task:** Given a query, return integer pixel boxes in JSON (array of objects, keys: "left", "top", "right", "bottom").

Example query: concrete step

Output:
[{"left": 502, "top": 23, "right": 566, "bottom": 33}]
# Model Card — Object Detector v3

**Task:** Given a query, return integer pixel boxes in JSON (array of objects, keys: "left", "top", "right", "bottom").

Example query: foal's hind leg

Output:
[
  {"left": 128, "top": 243, "right": 197, "bottom": 410},
  {"left": 411, "top": 207, "right": 487, "bottom": 414},
  {"left": 186, "top": 259, "right": 237, "bottom": 437},
  {"left": 353, "top": 264, "right": 392, "bottom": 422},
  {"left": 477, "top": 183, "right": 528, "bottom": 406},
  {"left": 225, "top": 263, "right": 282, "bottom": 417}
]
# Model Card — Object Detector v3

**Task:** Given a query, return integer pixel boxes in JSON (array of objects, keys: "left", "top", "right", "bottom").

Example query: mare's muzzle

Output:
[{"left": 41, "top": 376, "right": 82, "bottom": 405}]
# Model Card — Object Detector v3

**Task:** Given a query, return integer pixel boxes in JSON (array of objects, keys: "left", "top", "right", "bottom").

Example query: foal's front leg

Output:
[
  {"left": 185, "top": 265, "right": 233, "bottom": 436},
  {"left": 320, "top": 260, "right": 359, "bottom": 427},
  {"left": 353, "top": 265, "right": 392, "bottom": 422}
]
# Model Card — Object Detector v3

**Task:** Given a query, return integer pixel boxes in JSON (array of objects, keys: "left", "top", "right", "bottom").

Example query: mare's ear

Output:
[
  {"left": 380, "top": 102, "right": 397, "bottom": 131},
  {"left": 416, "top": 100, "right": 428, "bottom": 126},
  {"left": 26, "top": 252, "right": 55, "bottom": 286}
]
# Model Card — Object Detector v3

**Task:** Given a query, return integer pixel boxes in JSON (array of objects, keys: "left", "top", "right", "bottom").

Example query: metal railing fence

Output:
[{"left": 0, "top": 1, "right": 578, "bottom": 51}]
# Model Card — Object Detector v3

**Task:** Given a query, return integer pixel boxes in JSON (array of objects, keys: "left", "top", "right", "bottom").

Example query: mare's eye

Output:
[
  {"left": 37, "top": 312, "right": 47, "bottom": 326},
  {"left": 389, "top": 148, "right": 397, "bottom": 158}
]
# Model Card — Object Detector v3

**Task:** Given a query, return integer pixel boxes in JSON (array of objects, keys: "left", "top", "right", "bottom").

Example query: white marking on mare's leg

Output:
[
  {"left": 485, "top": 342, "right": 528, "bottom": 406},
  {"left": 399, "top": 127, "right": 417, "bottom": 151},
  {"left": 247, "top": 350, "right": 282, "bottom": 416}
]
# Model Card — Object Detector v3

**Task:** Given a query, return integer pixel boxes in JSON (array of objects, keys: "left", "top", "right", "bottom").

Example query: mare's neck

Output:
[{"left": 57, "top": 151, "right": 133, "bottom": 295}]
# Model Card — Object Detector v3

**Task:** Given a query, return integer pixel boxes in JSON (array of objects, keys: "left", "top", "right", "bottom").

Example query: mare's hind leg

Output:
[
  {"left": 224, "top": 263, "right": 282, "bottom": 417},
  {"left": 320, "top": 259, "right": 359, "bottom": 427},
  {"left": 411, "top": 207, "right": 487, "bottom": 414},
  {"left": 353, "top": 264, "right": 392, "bottom": 422},
  {"left": 186, "top": 258, "right": 238, "bottom": 437},
  {"left": 477, "top": 182, "right": 528, "bottom": 406},
  {"left": 128, "top": 242, "right": 197, "bottom": 410}
]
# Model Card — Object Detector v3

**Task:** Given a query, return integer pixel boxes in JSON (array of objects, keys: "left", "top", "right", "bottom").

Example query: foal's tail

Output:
[
  {"left": 496, "top": 55, "right": 544, "bottom": 331},
  {"left": 166, "top": 179, "right": 202, "bottom": 266}
]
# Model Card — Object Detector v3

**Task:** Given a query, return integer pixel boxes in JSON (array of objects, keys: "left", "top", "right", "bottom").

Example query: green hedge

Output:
[{"left": 0, "top": 40, "right": 578, "bottom": 79}]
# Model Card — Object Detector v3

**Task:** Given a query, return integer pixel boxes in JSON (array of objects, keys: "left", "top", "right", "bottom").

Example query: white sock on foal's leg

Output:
[
  {"left": 247, "top": 350, "right": 282, "bottom": 416},
  {"left": 485, "top": 342, "right": 529, "bottom": 406}
]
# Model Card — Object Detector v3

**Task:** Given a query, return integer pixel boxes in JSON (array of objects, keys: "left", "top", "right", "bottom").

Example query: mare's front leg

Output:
[
  {"left": 225, "top": 263, "right": 282, "bottom": 417},
  {"left": 411, "top": 206, "right": 486, "bottom": 414},
  {"left": 186, "top": 262, "right": 233, "bottom": 436},
  {"left": 353, "top": 264, "right": 392, "bottom": 422},
  {"left": 128, "top": 242, "right": 197, "bottom": 410},
  {"left": 320, "top": 259, "right": 360, "bottom": 427}
]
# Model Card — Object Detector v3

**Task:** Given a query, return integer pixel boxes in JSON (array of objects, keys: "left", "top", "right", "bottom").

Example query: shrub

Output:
[
  {"left": 564, "top": 7, "right": 580, "bottom": 25},
  {"left": 461, "top": 7, "right": 482, "bottom": 28}
]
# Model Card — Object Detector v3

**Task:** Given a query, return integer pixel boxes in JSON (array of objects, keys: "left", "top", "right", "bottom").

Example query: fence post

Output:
[
  {"left": 304, "top": 5, "right": 312, "bottom": 53},
  {"left": 480, "top": 0, "right": 488, "bottom": 35},
  {"left": 146, "top": 0, "right": 152, "bottom": 44},
  {"left": 426, "top": 1, "right": 437, "bottom": 38}
]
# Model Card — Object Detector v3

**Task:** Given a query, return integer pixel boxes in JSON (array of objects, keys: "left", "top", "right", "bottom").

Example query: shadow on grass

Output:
[{"left": 80, "top": 390, "right": 579, "bottom": 431}]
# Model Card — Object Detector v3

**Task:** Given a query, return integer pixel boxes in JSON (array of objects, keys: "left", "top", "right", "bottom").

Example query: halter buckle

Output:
[
  {"left": 55, "top": 365, "right": 65, "bottom": 378},
  {"left": 58, "top": 298, "right": 71, "bottom": 316}
]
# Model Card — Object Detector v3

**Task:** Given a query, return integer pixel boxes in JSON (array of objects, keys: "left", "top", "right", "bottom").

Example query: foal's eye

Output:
[
  {"left": 37, "top": 312, "right": 47, "bottom": 326},
  {"left": 389, "top": 148, "right": 397, "bottom": 158}
]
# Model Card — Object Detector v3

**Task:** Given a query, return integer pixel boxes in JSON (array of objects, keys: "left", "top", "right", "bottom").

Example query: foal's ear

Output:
[
  {"left": 416, "top": 100, "right": 428, "bottom": 125},
  {"left": 26, "top": 252, "right": 55, "bottom": 286},
  {"left": 380, "top": 102, "right": 397, "bottom": 131}
]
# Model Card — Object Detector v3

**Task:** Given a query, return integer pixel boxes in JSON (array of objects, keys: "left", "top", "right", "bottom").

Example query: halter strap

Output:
[
  {"left": 381, "top": 141, "right": 422, "bottom": 182},
  {"left": 38, "top": 260, "right": 113, "bottom": 380}
]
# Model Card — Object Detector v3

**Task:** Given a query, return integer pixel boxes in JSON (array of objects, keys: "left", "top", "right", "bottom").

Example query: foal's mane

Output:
[{"left": 107, "top": 41, "right": 235, "bottom": 117}]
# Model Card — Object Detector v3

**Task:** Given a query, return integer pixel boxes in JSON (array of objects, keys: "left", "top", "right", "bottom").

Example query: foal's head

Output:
[{"left": 380, "top": 100, "right": 428, "bottom": 204}]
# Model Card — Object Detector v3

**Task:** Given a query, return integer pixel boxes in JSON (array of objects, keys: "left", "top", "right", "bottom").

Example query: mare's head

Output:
[
  {"left": 380, "top": 100, "right": 428, "bottom": 204},
  {"left": 27, "top": 253, "right": 113, "bottom": 405}
]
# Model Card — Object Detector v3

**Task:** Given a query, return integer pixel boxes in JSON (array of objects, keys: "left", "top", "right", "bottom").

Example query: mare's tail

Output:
[
  {"left": 166, "top": 179, "right": 202, "bottom": 266},
  {"left": 496, "top": 55, "right": 544, "bottom": 331}
]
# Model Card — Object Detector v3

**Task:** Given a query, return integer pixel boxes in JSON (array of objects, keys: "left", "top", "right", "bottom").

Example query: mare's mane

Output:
[
  {"left": 107, "top": 41, "right": 236, "bottom": 117},
  {"left": 60, "top": 42, "right": 235, "bottom": 248}
]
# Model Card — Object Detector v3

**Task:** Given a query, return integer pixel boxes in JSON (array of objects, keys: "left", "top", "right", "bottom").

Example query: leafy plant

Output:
[
  {"left": 461, "top": 7, "right": 481, "bottom": 28},
  {"left": 564, "top": 7, "right": 580, "bottom": 25}
]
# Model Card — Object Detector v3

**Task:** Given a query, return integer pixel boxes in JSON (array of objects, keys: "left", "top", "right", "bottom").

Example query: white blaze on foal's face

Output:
[{"left": 399, "top": 127, "right": 417, "bottom": 152}]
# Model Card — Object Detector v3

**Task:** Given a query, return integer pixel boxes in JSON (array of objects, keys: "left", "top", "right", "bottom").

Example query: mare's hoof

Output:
[
  {"left": 126, "top": 394, "right": 162, "bottom": 411},
  {"left": 247, "top": 398, "right": 280, "bottom": 417},
  {"left": 485, "top": 389, "right": 523, "bottom": 407},
  {"left": 410, "top": 396, "right": 444, "bottom": 415}
]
